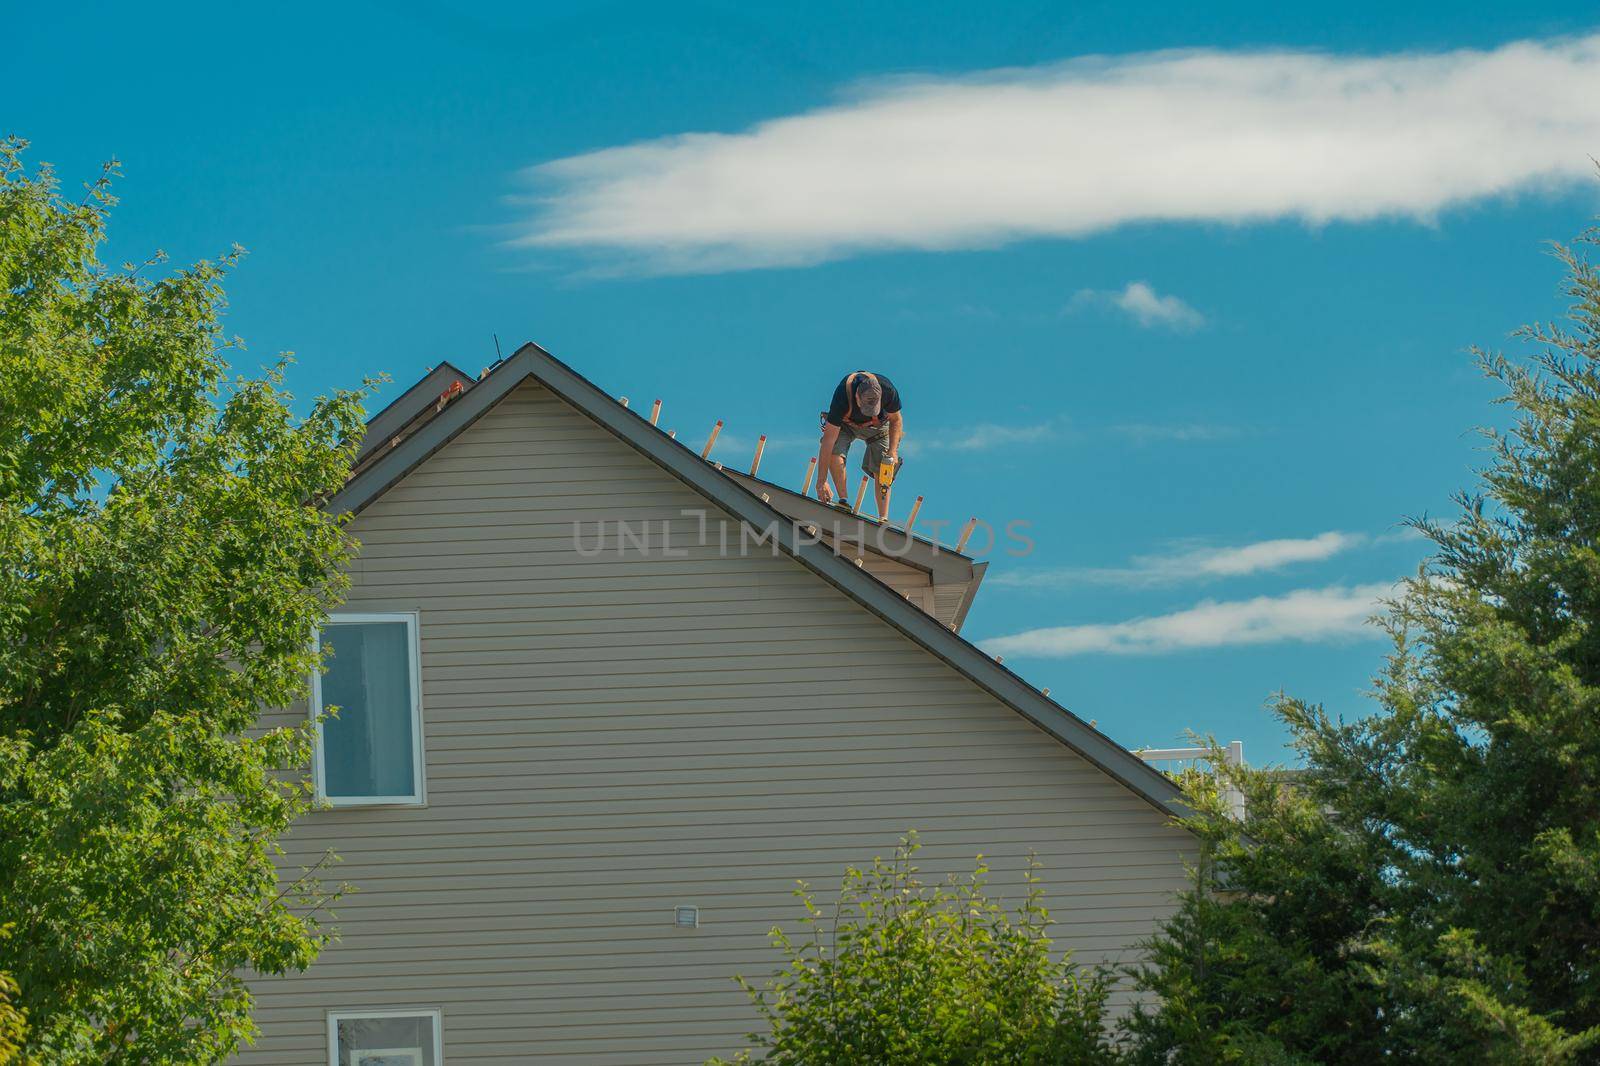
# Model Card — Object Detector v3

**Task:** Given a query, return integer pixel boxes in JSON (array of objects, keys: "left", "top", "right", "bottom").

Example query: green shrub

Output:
[{"left": 710, "top": 833, "right": 1120, "bottom": 1065}]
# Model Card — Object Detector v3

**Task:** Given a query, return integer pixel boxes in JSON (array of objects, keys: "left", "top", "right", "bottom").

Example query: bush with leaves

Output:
[
  {"left": 708, "top": 833, "right": 1119, "bottom": 1066},
  {"left": 0, "top": 139, "right": 371, "bottom": 1062},
  {"left": 1124, "top": 218, "right": 1600, "bottom": 1064}
]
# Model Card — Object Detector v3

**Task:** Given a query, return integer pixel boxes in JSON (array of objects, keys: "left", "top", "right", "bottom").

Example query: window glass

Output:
[
  {"left": 334, "top": 1013, "right": 438, "bottom": 1065},
  {"left": 320, "top": 619, "right": 417, "bottom": 800}
]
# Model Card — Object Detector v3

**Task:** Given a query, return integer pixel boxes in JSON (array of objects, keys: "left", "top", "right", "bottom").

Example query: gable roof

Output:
[{"left": 332, "top": 343, "right": 1192, "bottom": 820}]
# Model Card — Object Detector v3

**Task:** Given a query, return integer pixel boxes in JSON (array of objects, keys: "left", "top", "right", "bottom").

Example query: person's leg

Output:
[
  {"left": 827, "top": 427, "right": 854, "bottom": 500},
  {"left": 863, "top": 430, "right": 891, "bottom": 520}
]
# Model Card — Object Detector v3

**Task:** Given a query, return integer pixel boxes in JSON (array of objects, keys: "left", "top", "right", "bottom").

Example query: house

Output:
[{"left": 240, "top": 344, "right": 1199, "bottom": 1066}]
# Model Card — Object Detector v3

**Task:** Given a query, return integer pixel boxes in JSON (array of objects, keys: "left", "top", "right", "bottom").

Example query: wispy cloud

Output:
[
  {"left": 982, "top": 582, "right": 1395, "bottom": 657},
  {"left": 1109, "top": 422, "right": 1242, "bottom": 444},
  {"left": 993, "top": 531, "right": 1365, "bottom": 589},
  {"left": 1069, "top": 282, "right": 1206, "bottom": 330},
  {"left": 909, "top": 416, "right": 1245, "bottom": 455},
  {"left": 911, "top": 420, "right": 1060, "bottom": 453},
  {"left": 511, "top": 34, "right": 1600, "bottom": 273},
  {"left": 710, "top": 431, "right": 815, "bottom": 463}
]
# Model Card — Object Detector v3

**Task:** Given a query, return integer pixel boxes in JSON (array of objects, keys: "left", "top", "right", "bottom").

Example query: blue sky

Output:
[{"left": 14, "top": 2, "right": 1600, "bottom": 763}]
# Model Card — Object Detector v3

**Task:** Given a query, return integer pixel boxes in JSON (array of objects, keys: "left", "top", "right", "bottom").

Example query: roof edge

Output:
[
  {"left": 356, "top": 360, "right": 475, "bottom": 464},
  {"left": 722, "top": 469, "right": 975, "bottom": 584}
]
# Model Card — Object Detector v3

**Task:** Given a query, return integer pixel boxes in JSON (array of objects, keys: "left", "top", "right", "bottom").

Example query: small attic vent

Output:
[{"left": 673, "top": 905, "right": 700, "bottom": 929}]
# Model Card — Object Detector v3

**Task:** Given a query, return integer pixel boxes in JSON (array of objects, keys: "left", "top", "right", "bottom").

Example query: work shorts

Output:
[{"left": 825, "top": 419, "right": 891, "bottom": 476}]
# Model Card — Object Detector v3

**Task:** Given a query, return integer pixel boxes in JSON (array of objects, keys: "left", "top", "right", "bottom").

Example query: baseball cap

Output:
[{"left": 855, "top": 379, "right": 882, "bottom": 417}]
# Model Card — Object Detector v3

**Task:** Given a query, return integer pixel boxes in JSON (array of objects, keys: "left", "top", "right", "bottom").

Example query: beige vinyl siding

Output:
[{"left": 241, "top": 382, "right": 1195, "bottom": 1066}]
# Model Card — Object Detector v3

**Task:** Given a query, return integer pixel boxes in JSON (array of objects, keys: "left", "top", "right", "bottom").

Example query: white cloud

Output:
[
  {"left": 1109, "top": 422, "right": 1241, "bottom": 444},
  {"left": 713, "top": 431, "right": 813, "bottom": 456},
  {"left": 1183, "top": 531, "right": 1364, "bottom": 577},
  {"left": 992, "top": 530, "right": 1365, "bottom": 588},
  {"left": 912, "top": 420, "right": 1059, "bottom": 453},
  {"left": 1071, "top": 282, "right": 1206, "bottom": 330},
  {"left": 904, "top": 415, "right": 1243, "bottom": 455},
  {"left": 982, "top": 582, "right": 1395, "bottom": 657},
  {"left": 511, "top": 34, "right": 1600, "bottom": 272}
]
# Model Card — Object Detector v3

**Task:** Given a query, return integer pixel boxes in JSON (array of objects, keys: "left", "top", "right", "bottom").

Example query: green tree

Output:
[
  {"left": 0, "top": 139, "right": 370, "bottom": 1062},
  {"left": 1125, "top": 218, "right": 1600, "bottom": 1064},
  {"left": 709, "top": 834, "right": 1119, "bottom": 1066},
  {"left": 0, "top": 928, "right": 28, "bottom": 1066},
  {"left": 0, "top": 977, "right": 25, "bottom": 1066},
  {"left": 1120, "top": 761, "right": 1405, "bottom": 1065}
]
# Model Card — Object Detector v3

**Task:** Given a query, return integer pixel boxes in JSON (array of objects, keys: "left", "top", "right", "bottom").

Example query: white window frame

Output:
[
  {"left": 311, "top": 611, "right": 426, "bottom": 807},
  {"left": 326, "top": 1007, "right": 443, "bottom": 1066}
]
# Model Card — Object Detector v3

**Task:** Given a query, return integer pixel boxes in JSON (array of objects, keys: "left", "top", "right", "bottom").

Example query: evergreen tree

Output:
[{"left": 1126, "top": 218, "right": 1600, "bottom": 1063}]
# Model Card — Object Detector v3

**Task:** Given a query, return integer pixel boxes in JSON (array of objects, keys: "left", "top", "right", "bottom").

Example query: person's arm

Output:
[
  {"left": 885, "top": 411, "right": 904, "bottom": 460},
  {"left": 817, "top": 378, "right": 850, "bottom": 502},
  {"left": 816, "top": 422, "right": 841, "bottom": 502}
]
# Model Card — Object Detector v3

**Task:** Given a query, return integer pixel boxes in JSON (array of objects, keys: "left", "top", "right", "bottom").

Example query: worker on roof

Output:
[{"left": 816, "top": 371, "right": 903, "bottom": 520}]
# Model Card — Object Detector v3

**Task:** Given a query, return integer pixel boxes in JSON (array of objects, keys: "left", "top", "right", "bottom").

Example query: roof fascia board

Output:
[
  {"left": 951, "top": 560, "right": 989, "bottom": 631},
  {"left": 336, "top": 343, "right": 1191, "bottom": 820}
]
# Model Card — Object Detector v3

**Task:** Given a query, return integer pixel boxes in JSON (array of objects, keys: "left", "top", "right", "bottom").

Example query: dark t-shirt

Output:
[{"left": 826, "top": 372, "right": 903, "bottom": 427}]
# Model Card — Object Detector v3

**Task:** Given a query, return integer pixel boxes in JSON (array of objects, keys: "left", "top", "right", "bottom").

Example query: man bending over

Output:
[{"left": 816, "top": 370, "right": 903, "bottom": 520}]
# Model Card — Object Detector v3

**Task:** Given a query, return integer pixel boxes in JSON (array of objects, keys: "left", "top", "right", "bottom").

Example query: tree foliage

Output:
[
  {"left": 1125, "top": 221, "right": 1600, "bottom": 1064},
  {"left": 0, "top": 139, "right": 370, "bottom": 1062},
  {"left": 0, "top": 928, "right": 28, "bottom": 1066},
  {"left": 0, "top": 976, "right": 24, "bottom": 1066},
  {"left": 709, "top": 834, "right": 1120, "bottom": 1066}
]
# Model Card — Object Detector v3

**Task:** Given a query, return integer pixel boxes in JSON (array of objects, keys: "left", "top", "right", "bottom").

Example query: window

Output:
[
  {"left": 327, "top": 1009, "right": 442, "bottom": 1066},
  {"left": 313, "top": 613, "right": 424, "bottom": 806}
]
